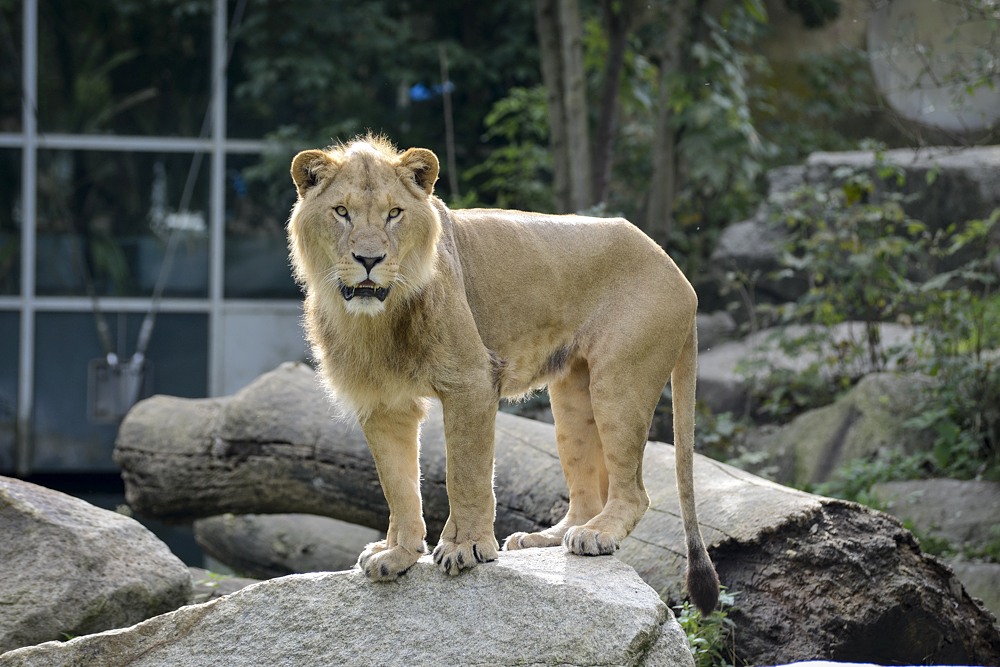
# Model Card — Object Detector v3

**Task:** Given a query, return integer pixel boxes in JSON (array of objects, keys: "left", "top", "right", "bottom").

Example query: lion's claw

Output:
[
  {"left": 357, "top": 540, "right": 425, "bottom": 581},
  {"left": 563, "top": 526, "right": 618, "bottom": 556},
  {"left": 432, "top": 537, "right": 498, "bottom": 575}
]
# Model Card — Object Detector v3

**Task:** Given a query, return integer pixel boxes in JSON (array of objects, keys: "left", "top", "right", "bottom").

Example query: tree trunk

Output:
[
  {"left": 591, "top": 0, "right": 635, "bottom": 207},
  {"left": 645, "top": 0, "right": 695, "bottom": 245},
  {"left": 535, "top": 0, "right": 591, "bottom": 213},
  {"left": 557, "top": 0, "right": 591, "bottom": 212},
  {"left": 534, "top": 0, "right": 570, "bottom": 212},
  {"left": 114, "top": 363, "right": 1000, "bottom": 666}
]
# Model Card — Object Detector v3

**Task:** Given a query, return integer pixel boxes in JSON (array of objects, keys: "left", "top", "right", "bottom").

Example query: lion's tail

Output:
[{"left": 671, "top": 321, "right": 720, "bottom": 615}]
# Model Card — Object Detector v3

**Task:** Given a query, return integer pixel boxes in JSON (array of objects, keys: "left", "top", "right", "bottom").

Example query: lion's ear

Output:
[
  {"left": 398, "top": 148, "right": 439, "bottom": 196},
  {"left": 291, "top": 150, "right": 335, "bottom": 198}
]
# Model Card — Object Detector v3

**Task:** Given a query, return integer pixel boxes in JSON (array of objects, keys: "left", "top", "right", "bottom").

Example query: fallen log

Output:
[{"left": 114, "top": 363, "right": 1000, "bottom": 665}]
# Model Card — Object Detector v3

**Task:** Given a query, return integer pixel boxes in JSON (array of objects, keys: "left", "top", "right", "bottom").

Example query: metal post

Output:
[
  {"left": 208, "top": 0, "right": 228, "bottom": 397},
  {"left": 16, "top": 0, "right": 38, "bottom": 477}
]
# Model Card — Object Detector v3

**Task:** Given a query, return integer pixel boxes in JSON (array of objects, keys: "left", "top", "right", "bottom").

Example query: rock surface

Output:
[
  {"left": 713, "top": 501, "right": 998, "bottom": 665},
  {"left": 739, "top": 372, "right": 932, "bottom": 486},
  {"left": 871, "top": 479, "right": 1000, "bottom": 617},
  {"left": 187, "top": 568, "right": 259, "bottom": 605},
  {"left": 871, "top": 479, "right": 1000, "bottom": 549},
  {"left": 805, "top": 146, "right": 1000, "bottom": 234},
  {"left": 712, "top": 146, "right": 1000, "bottom": 305},
  {"left": 112, "top": 363, "right": 1000, "bottom": 665},
  {"left": 696, "top": 311, "right": 737, "bottom": 352},
  {"left": 950, "top": 561, "right": 1000, "bottom": 619},
  {"left": 710, "top": 165, "right": 808, "bottom": 305},
  {"left": 696, "top": 322, "right": 917, "bottom": 416},
  {"left": 193, "top": 513, "right": 382, "bottom": 578},
  {"left": 0, "top": 477, "right": 192, "bottom": 654},
  {"left": 0, "top": 549, "right": 694, "bottom": 667}
]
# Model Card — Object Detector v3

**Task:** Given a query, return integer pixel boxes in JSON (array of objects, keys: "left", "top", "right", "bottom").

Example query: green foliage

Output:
[
  {"left": 459, "top": 86, "right": 554, "bottom": 211},
  {"left": 812, "top": 450, "right": 927, "bottom": 504},
  {"left": 735, "top": 328, "right": 857, "bottom": 421},
  {"left": 669, "top": 5, "right": 776, "bottom": 244},
  {"left": 765, "top": 150, "right": 1000, "bottom": 481},
  {"left": 757, "top": 46, "right": 878, "bottom": 167},
  {"left": 965, "top": 525, "right": 1000, "bottom": 562},
  {"left": 230, "top": 0, "right": 540, "bottom": 185},
  {"left": 784, "top": 0, "right": 841, "bottom": 28},
  {"left": 775, "top": 146, "right": 926, "bottom": 370},
  {"left": 905, "top": 523, "right": 1000, "bottom": 563},
  {"left": 696, "top": 409, "right": 748, "bottom": 461},
  {"left": 904, "top": 219, "right": 1000, "bottom": 480},
  {"left": 674, "top": 589, "right": 738, "bottom": 667},
  {"left": 905, "top": 523, "right": 955, "bottom": 558}
]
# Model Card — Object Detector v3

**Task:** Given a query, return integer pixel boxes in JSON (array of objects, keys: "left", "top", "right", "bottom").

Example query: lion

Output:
[{"left": 287, "top": 135, "right": 720, "bottom": 613}]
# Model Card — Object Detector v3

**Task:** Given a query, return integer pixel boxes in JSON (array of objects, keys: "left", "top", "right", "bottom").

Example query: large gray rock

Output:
[
  {"left": 0, "top": 477, "right": 192, "bottom": 654},
  {"left": 950, "top": 562, "right": 1000, "bottom": 620},
  {"left": 712, "top": 146, "right": 1000, "bottom": 305},
  {"left": 696, "top": 311, "right": 737, "bottom": 352},
  {"left": 871, "top": 478, "right": 1000, "bottom": 618},
  {"left": 193, "top": 513, "right": 383, "bottom": 578},
  {"left": 697, "top": 322, "right": 917, "bottom": 416},
  {"left": 872, "top": 479, "right": 1000, "bottom": 550},
  {"left": 738, "top": 372, "right": 933, "bottom": 486},
  {"left": 0, "top": 549, "right": 694, "bottom": 667},
  {"left": 806, "top": 146, "right": 1000, "bottom": 232},
  {"left": 710, "top": 166, "right": 807, "bottom": 304}
]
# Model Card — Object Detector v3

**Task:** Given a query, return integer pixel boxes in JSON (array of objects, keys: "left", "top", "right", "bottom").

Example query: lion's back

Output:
[{"left": 447, "top": 206, "right": 694, "bottom": 393}]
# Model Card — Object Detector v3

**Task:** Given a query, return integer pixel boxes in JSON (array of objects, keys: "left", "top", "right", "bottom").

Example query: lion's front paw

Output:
[
  {"left": 357, "top": 540, "right": 425, "bottom": 581},
  {"left": 432, "top": 536, "right": 499, "bottom": 575},
  {"left": 563, "top": 526, "right": 618, "bottom": 556}
]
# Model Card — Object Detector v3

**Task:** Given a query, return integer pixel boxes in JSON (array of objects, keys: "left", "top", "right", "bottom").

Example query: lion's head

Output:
[{"left": 288, "top": 136, "right": 441, "bottom": 316}]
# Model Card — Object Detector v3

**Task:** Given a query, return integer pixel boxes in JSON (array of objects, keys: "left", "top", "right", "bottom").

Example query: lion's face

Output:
[{"left": 288, "top": 139, "right": 441, "bottom": 316}]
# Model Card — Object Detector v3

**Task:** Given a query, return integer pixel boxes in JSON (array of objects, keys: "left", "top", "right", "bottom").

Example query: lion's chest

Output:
[{"left": 318, "top": 310, "right": 440, "bottom": 404}]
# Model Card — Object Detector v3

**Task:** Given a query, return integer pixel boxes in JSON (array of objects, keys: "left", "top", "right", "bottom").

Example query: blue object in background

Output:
[{"left": 409, "top": 81, "right": 456, "bottom": 102}]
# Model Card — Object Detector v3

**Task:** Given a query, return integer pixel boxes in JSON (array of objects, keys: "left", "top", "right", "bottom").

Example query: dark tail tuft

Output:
[{"left": 687, "top": 548, "right": 721, "bottom": 615}]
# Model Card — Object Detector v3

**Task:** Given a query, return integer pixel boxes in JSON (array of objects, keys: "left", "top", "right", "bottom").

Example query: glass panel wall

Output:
[
  {"left": 0, "top": 148, "right": 19, "bottom": 295},
  {"left": 31, "top": 311, "right": 208, "bottom": 472},
  {"left": 0, "top": 3, "right": 21, "bottom": 133},
  {"left": 0, "top": 312, "right": 17, "bottom": 471},
  {"left": 224, "top": 152, "right": 298, "bottom": 299},
  {"left": 36, "top": 0, "right": 211, "bottom": 137},
  {"left": 2, "top": 1, "right": 304, "bottom": 475},
  {"left": 35, "top": 150, "right": 210, "bottom": 298}
]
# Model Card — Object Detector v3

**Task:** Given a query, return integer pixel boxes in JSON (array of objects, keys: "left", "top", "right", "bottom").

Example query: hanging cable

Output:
[{"left": 131, "top": 0, "right": 248, "bottom": 374}]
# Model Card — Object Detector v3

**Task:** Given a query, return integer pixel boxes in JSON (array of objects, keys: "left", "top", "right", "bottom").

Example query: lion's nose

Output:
[{"left": 353, "top": 253, "right": 385, "bottom": 274}]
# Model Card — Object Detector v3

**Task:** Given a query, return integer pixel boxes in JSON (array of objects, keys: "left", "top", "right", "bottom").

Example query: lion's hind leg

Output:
[
  {"left": 562, "top": 345, "right": 671, "bottom": 556},
  {"left": 504, "top": 357, "right": 607, "bottom": 551}
]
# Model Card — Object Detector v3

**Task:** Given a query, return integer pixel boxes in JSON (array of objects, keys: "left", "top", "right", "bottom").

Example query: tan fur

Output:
[{"left": 288, "top": 136, "right": 720, "bottom": 613}]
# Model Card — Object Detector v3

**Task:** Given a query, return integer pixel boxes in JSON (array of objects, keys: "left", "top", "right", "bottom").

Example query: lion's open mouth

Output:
[{"left": 340, "top": 280, "right": 390, "bottom": 302}]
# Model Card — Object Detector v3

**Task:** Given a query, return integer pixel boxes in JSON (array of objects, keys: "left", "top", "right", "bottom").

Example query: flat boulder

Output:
[
  {"left": 0, "top": 477, "right": 191, "bottom": 654},
  {"left": 0, "top": 549, "right": 694, "bottom": 667}
]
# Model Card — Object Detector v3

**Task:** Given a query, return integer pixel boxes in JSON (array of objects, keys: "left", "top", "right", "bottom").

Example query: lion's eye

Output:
[
  {"left": 334, "top": 205, "right": 349, "bottom": 218},
  {"left": 387, "top": 207, "right": 402, "bottom": 221}
]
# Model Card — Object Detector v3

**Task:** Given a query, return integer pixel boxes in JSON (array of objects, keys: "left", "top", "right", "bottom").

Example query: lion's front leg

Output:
[
  {"left": 432, "top": 388, "right": 501, "bottom": 575},
  {"left": 357, "top": 401, "right": 428, "bottom": 581}
]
